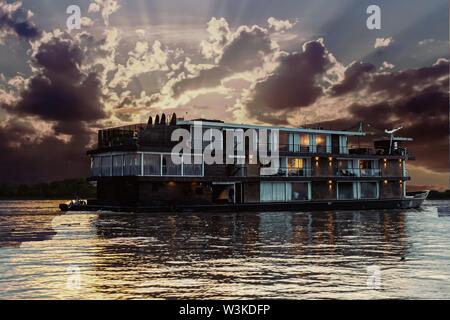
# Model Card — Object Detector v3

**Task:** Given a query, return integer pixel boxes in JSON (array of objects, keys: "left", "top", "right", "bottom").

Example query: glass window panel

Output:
[
  {"left": 124, "top": 153, "right": 141, "bottom": 176},
  {"left": 316, "top": 134, "right": 325, "bottom": 146},
  {"left": 91, "top": 156, "right": 101, "bottom": 176},
  {"left": 315, "top": 134, "right": 327, "bottom": 153},
  {"left": 288, "top": 158, "right": 303, "bottom": 168},
  {"left": 290, "top": 182, "right": 309, "bottom": 201},
  {"left": 340, "top": 136, "right": 348, "bottom": 154},
  {"left": 162, "top": 154, "right": 181, "bottom": 176},
  {"left": 286, "top": 183, "right": 292, "bottom": 201},
  {"left": 143, "top": 154, "right": 161, "bottom": 176},
  {"left": 101, "top": 156, "right": 112, "bottom": 176},
  {"left": 288, "top": 133, "right": 301, "bottom": 151},
  {"left": 112, "top": 155, "right": 123, "bottom": 176},
  {"left": 300, "top": 134, "right": 309, "bottom": 147},
  {"left": 338, "top": 182, "right": 355, "bottom": 199},
  {"left": 272, "top": 182, "right": 286, "bottom": 201},
  {"left": 182, "top": 154, "right": 202, "bottom": 176},
  {"left": 338, "top": 160, "right": 357, "bottom": 176},
  {"left": 260, "top": 182, "right": 273, "bottom": 202},
  {"left": 288, "top": 158, "right": 305, "bottom": 176},
  {"left": 361, "top": 182, "right": 378, "bottom": 199}
]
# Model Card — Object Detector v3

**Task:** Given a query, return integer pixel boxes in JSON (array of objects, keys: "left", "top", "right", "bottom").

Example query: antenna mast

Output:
[{"left": 385, "top": 126, "right": 403, "bottom": 154}]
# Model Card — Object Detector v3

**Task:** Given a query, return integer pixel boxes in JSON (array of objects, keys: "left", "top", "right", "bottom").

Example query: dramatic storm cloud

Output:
[
  {"left": 13, "top": 37, "right": 106, "bottom": 127},
  {"left": 0, "top": 31, "right": 108, "bottom": 183},
  {"left": 0, "top": 119, "right": 93, "bottom": 183},
  {"left": 318, "top": 59, "right": 449, "bottom": 174},
  {"left": 171, "top": 24, "right": 274, "bottom": 97},
  {"left": 0, "top": 1, "right": 40, "bottom": 41},
  {"left": 330, "top": 62, "right": 375, "bottom": 96},
  {"left": 242, "top": 39, "right": 336, "bottom": 123}
]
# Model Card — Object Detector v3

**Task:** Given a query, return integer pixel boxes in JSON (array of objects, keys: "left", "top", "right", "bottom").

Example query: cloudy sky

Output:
[{"left": 0, "top": 0, "right": 448, "bottom": 190}]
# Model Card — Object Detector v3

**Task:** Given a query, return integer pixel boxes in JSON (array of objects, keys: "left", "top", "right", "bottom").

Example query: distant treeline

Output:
[
  {"left": 0, "top": 179, "right": 96, "bottom": 199},
  {"left": 427, "top": 190, "right": 450, "bottom": 200}
]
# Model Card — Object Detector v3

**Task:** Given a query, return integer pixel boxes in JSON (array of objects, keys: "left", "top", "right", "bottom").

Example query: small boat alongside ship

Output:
[{"left": 60, "top": 114, "right": 428, "bottom": 213}]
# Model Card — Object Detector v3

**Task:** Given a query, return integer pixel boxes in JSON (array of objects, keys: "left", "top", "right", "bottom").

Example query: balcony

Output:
[
  {"left": 336, "top": 168, "right": 381, "bottom": 177},
  {"left": 278, "top": 144, "right": 352, "bottom": 154},
  {"left": 260, "top": 167, "right": 312, "bottom": 177},
  {"left": 260, "top": 167, "right": 389, "bottom": 178}
]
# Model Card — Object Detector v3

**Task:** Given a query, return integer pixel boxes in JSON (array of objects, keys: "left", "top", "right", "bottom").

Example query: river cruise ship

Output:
[{"left": 60, "top": 114, "right": 428, "bottom": 212}]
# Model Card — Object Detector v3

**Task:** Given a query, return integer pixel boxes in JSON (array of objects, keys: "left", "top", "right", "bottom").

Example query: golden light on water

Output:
[{"left": 2, "top": 200, "right": 450, "bottom": 299}]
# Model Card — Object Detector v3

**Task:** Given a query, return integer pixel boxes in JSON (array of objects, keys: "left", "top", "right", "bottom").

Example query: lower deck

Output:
[{"left": 94, "top": 178, "right": 406, "bottom": 207}]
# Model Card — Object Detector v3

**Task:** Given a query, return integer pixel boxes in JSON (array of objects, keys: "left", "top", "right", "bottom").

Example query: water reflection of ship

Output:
[{"left": 94, "top": 210, "right": 407, "bottom": 262}]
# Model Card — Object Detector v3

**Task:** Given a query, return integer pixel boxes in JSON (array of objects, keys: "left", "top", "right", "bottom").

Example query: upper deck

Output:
[{"left": 89, "top": 115, "right": 411, "bottom": 159}]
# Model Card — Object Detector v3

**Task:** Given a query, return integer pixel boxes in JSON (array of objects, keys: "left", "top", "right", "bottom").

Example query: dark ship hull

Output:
[{"left": 59, "top": 191, "right": 428, "bottom": 213}]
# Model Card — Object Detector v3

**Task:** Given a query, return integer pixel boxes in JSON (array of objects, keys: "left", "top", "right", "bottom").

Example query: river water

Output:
[{"left": 0, "top": 200, "right": 449, "bottom": 299}]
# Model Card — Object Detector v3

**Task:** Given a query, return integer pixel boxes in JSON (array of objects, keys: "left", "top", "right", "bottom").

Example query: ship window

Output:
[
  {"left": 287, "top": 182, "right": 309, "bottom": 201},
  {"left": 260, "top": 182, "right": 286, "bottom": 202},
  {"left": 183, "top": 154, "right": 203, "bottom": 176},
  {"left": 162, "top": 154, "right": 182, "bottom": 176},
  {"left": 143, "top": 154, "right": 161, "bottom": 176},
  {"left": 261, "top": 183, "right": 271, "bottom": 202},
  {"left": 287, "top": 158, "right": 307, "bottom": 176},
  {"left": 300, "top": 134, "right": 310, "bottom": 149},
  {"left": 337, "top": 159, "right": 357, "bottom": 176},
  {"left": 279, "top": 132, "right": 288, "bottom": 152},
  {"left": 360, "top": 182, "right": 378, "bottom": 199},
  {"left": 338, "top": 182, "right": 356, "bottom": 199},
  {"left": 112, "top": 155, "right": 123, "bottom": 176},
  {"left": 288, "top": 133, "right": 300, "bottom": 152},
  {"left": 273, "top": 183, "right": 286, "bottom": 201},
  {"left": 91, "top": 156, "right": 101, "bottom": 177},
  {"left": 315, "top": 134, "right": 328, "bottom": 153},
  {"left": 124, "top": 153, "right": 141, "bottom": 176},
  {"left": 360, "top": 160, "right": 379, "bottom": 177},
  {"left": 288, "top": 158, "right": 303, "bottom": 168},
  {"left": 339, "top": 136, "right": 349, "bottom": 154},
  {"left": 288, "top": 133, "right": 311, "bottom": 152},
  {"left": 315, "top": 134, "right": 325, "bottom": 145},
  {"left": 101, "top": 156, "right": 112, "bottom": 176}
]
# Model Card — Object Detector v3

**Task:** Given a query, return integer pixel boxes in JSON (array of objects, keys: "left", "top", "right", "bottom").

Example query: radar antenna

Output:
[{"left": 385, "top": 126, "right": 403, "bottom": 154}]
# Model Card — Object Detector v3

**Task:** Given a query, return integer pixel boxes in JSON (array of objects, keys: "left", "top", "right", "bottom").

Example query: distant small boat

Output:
[{"left": 59, "top": 199, "right": 87, "bottom": 212}]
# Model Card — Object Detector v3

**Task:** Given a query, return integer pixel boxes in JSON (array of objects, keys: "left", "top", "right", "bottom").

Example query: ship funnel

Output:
[{"left": 170, "top": 113, "right": 177, "bottom": 125}]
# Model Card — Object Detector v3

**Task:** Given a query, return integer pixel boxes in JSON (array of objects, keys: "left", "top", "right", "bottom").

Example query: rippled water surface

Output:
[{"left": 1, "top": 200, "right": 450, "bottom": 299}]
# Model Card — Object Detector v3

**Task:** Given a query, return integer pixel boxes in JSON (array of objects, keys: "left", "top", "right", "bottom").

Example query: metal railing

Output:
[
  {"left": 259, "top": 167, "right": 396, "bottom": 178},
  {"left": 336, "top": 168, "right": 381, "bottom": 177},
  {"left": 278, "top": 144, "right": 333, "bottom": 153},
  {"left": 260, "top": 167, "right": 312, "bottom": 177}
]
